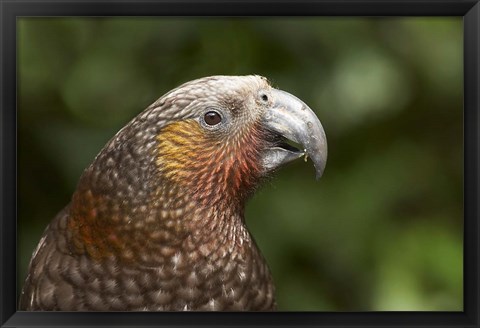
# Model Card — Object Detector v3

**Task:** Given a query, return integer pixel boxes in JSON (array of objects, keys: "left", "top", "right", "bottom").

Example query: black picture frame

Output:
[{"left": 1, "top": 0, "right": 479, "bottom": 327}]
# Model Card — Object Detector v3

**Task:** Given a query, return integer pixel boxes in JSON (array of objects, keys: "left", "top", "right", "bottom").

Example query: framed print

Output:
[{"left": 1, "top": 0, "right": 479, "bottom": 327}]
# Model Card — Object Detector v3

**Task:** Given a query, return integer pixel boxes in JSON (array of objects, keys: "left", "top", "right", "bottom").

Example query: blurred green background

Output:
[{"left": 18, "top": 17, "right": 463, "bottom": 311}]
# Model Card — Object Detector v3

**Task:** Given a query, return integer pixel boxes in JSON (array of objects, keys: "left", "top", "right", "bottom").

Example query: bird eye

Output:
[{"left": 204, "top": 111, "right": 222, "bottom": 126}]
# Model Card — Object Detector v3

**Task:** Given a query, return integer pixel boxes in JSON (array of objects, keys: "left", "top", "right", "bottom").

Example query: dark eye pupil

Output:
[
  {"left": 204, "top": 111, "right": 222, "bottom": 126},
  {"left": 261, "top": 94, "right": 268, "bottom": 102}
]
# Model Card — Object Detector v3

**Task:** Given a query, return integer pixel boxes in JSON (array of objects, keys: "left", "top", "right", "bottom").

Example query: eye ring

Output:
[{"left": 203, "top": 110, "right": 222, "bottom": 126}]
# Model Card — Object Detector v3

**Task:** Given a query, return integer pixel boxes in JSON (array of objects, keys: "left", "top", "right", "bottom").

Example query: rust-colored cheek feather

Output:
[
  {"left": 156, "top": 119, "right": 264, "bottom": 206},
  {"left": 19, "top": 75, "right": 327, "bottom": 312}
]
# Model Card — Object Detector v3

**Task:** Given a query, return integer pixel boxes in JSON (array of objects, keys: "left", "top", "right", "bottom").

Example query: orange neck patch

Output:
[{"left": 155, "top": 119, "right": 264, "bottom": 208}]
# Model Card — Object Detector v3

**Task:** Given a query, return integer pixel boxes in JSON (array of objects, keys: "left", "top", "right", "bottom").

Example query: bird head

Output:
[{"left": 151, "top": 75, "right": 327, "bottom": 207}]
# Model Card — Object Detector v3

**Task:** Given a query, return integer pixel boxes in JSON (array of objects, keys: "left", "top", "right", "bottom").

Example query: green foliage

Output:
[{"left": 18, "top": 17, "right": 462, "bottom": 311}]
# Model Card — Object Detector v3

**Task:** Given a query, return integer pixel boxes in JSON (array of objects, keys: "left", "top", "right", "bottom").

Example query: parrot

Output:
[{"left": 19, "top": 75, "right": 327, "bottom": 311}]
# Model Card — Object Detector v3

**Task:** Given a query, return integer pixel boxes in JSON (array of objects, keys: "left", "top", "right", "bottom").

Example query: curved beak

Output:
[{"left": 261, "top": 89, "right": 328, "bottom": 179}]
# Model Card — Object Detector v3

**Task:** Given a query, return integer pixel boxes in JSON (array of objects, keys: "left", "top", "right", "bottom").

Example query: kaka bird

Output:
[{"left": 19, "top": 75, "right": 327, "bottom": 311}]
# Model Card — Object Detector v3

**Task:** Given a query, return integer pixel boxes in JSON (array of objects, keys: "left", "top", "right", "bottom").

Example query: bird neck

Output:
[{"left": 66, "top": 118, "right": 264, "bottom": 264}]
